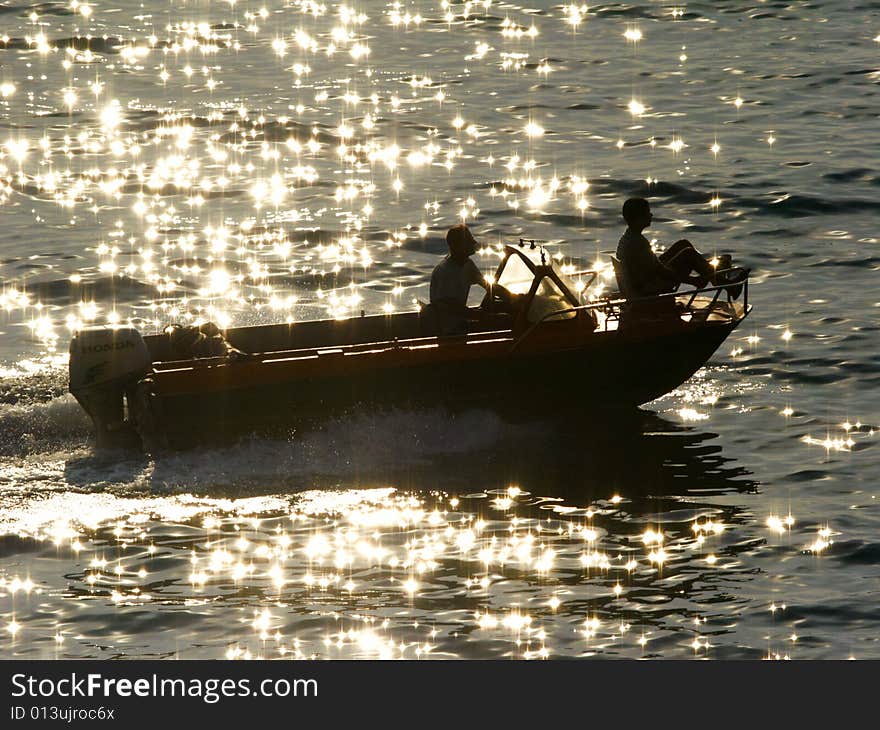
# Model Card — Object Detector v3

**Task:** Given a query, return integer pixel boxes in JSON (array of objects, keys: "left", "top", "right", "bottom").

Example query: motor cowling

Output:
[
  {"left": 69, "top": 326, "right": 151, "bottom": 448},
  {"left": 70, "top": 326, "right": 150, "bottom": 392}
]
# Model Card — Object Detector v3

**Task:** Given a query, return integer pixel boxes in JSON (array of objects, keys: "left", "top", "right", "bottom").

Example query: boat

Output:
[{"left": 68, "top": 242, "right": 751, "bottom": 451}]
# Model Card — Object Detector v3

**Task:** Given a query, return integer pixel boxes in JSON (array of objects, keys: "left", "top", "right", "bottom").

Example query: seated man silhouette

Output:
[
  {"left": 429, "top": 224, "right": 516, "bottom": 335},
  {"left": 616, "top": 197, "right": 723, "bottom": 298}
]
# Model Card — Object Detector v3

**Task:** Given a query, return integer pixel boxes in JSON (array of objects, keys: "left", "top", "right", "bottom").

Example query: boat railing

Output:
[
  {"left": 511, "top": 272, "right": 750, "bottom": 352},
  {"left": 150, "top": 272, "right": 750, "bottom": 370}
]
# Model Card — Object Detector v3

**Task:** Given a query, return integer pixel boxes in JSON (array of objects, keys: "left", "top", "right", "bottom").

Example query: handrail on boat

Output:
[
  {"left": 510, "top": 272, "right": 750, "bottom": 352},
  {"left": 151, "top": 328, "right": 517, "bottom": 371}
]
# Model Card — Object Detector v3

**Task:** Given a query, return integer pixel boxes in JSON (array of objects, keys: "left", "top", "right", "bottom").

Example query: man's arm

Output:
[{"left": 467, "top": 259, "right": 518, "bottom": 305}]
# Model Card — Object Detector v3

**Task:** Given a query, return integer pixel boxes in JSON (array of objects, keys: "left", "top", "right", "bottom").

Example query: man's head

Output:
[
  {"left": 622, "top": 197, "right": 652, "bottom": 231},
  {"left": 446, "top": 224, "right": 477, "bottom": 259}
]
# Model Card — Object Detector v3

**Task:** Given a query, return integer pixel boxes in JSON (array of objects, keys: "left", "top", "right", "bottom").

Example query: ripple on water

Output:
[{"left": 0, "top": 0, "right": 878, "bottom": 661}]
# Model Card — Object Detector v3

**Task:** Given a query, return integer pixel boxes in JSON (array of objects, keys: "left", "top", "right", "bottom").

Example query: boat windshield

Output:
[
  {"left": 495, "top": 248, "right": 579, "bottom": 322},
  {"left": 527, "top": 276, "right": 577, "bottom": 323},
  {"left": 496, "top": 252, "right": 536, "bottom": 295}
]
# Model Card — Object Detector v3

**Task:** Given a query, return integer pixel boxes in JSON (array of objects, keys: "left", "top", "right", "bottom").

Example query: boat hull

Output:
[{"left": 134, "top": 316, "right": 742, "bottom": 450}]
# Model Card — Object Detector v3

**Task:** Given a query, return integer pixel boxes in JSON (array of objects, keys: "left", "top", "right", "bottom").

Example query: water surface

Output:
[{"left": 1, "top": 0, "right": 878, "bottom": 659}]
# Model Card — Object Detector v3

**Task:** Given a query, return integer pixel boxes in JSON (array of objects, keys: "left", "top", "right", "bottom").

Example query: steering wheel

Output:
[{"left": 479, "top": 289, "right": 520, "bottom": 314}]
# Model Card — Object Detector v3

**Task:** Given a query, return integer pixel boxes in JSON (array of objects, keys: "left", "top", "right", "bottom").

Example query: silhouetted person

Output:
[
  {"left": 430, "top": 224, "right": 516, "bottom": 335},
  {"left": 617, "top": 198, "right": 721, "bottom": 297}
]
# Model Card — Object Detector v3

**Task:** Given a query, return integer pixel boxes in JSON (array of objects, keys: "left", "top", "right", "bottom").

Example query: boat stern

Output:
[{"left": 69, "top": 326, "right": 151, "bottom": 448}]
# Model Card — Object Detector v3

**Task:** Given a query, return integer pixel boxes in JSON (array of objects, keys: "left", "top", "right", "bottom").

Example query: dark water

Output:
[{"left": 1, "top": 1, "right": 879, "bottom": 659}]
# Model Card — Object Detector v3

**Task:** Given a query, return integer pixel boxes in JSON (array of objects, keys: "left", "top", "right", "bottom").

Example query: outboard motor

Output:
[{"left": 69, "top": 326, "right": 151, "bottom": 448}]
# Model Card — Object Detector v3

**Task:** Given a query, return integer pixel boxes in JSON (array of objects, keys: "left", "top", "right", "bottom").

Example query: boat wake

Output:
[
  {"left": 142, "top": 405, "right": 522, "bottom": 493},
  {"left": 0, "top": 382, "right": 531, "bottom": 494},
  {"left": 0, "top": 393, "right": 92, "bottom": 457},
  {"left": 0, "top": 362, "right": 756, "bottom": 506}
]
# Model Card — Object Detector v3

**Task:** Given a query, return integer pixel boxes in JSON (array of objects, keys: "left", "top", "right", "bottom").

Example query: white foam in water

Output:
[
  {"left": 0, "top": 362, "right": 90, "bottom": 456},
  {"left": 0, "top": 402, "right": 517, "bottom": 494},
  {"left": 0, "top": 393, "right": 92, "bottom": 454},
  {"left": 295, "top": 406, "right": 507, "bottom": 461},
  {"left": 148, "top": 406, "right": 511, "bottom": 489}
]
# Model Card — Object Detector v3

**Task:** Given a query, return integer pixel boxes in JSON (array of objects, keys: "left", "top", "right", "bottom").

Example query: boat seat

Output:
[
  {"left": 611, "top": 256, "right": 685, "bottom": 299},
  {"left": 610, "top": 255, "right": 681, "bottom": 323}
]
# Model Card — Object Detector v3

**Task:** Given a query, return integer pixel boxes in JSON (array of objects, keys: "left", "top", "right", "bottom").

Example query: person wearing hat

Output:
[{"left": 429, "top": 224, "right": 517, "bottom": 335}]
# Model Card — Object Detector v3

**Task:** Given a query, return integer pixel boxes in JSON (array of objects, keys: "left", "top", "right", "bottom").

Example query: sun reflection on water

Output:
[
  {"left": 0, "top": 0, "right": 878, "bottom": 664},
  {"left": 0, "top": 0, "right": 802, "bottom": 353},
  {"left": 0, "top": 480, "right": 856, "bottom": 660}
]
